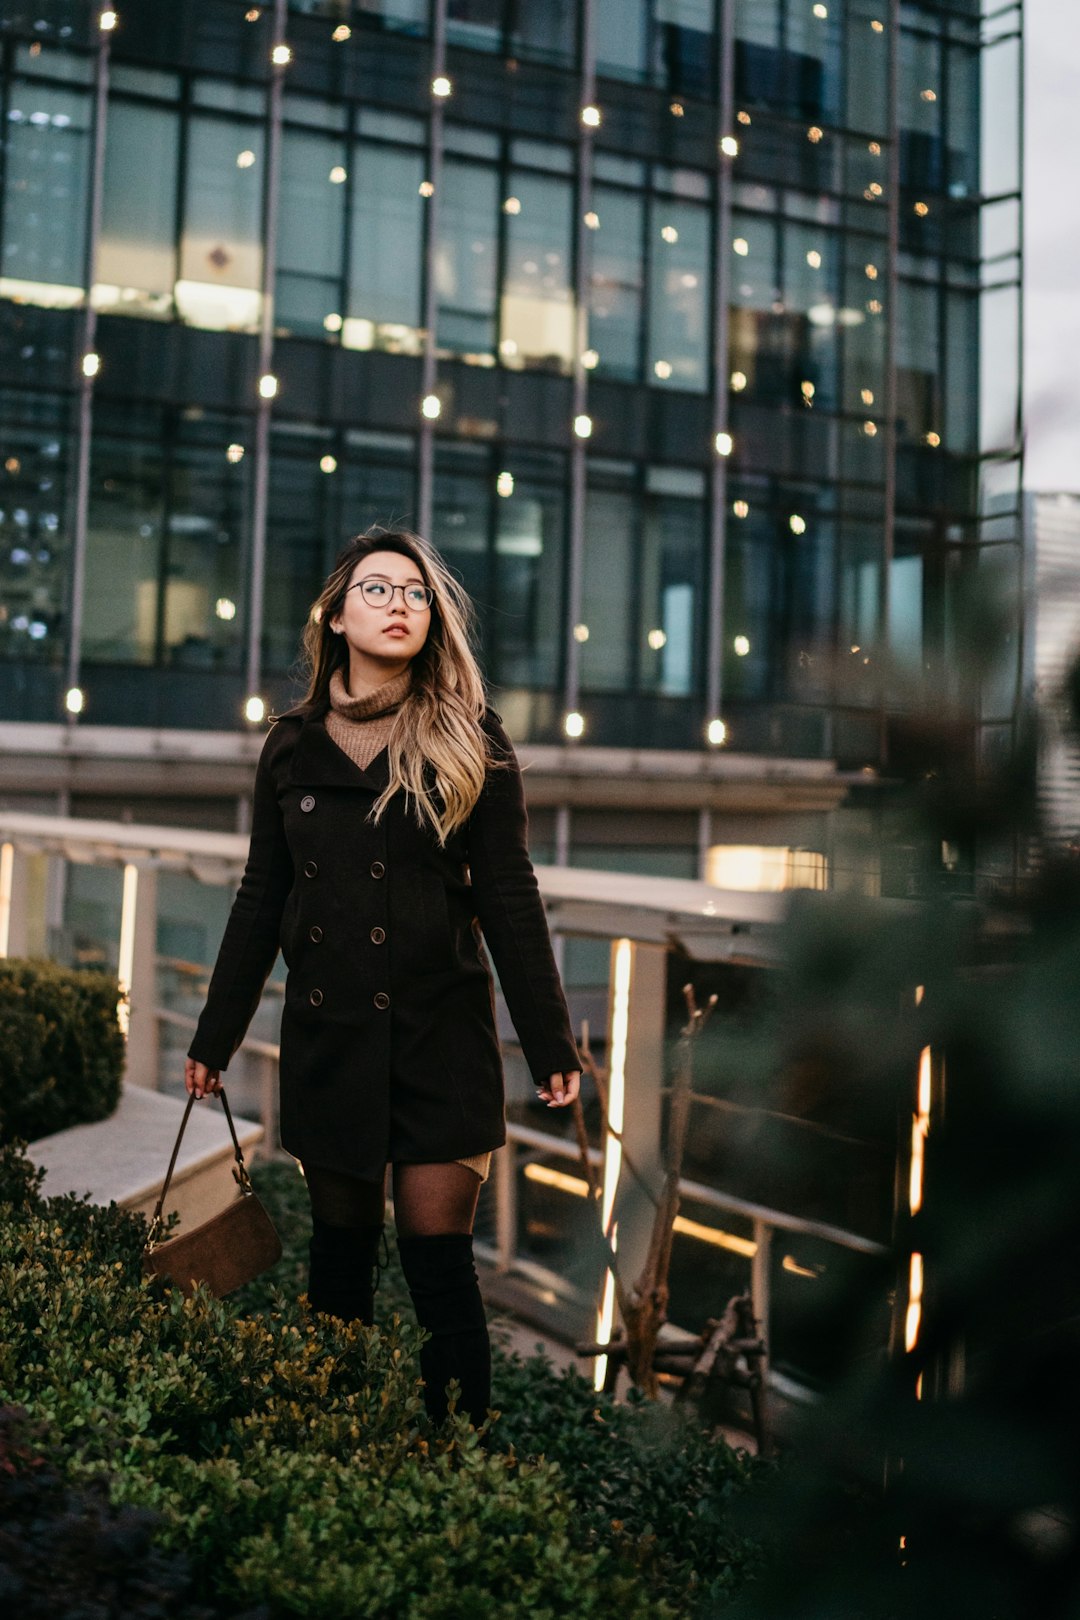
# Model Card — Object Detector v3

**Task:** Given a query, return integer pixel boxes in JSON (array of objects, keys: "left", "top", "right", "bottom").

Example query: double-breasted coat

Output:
[{"left": 188, "top": 703, "right": 579, "bottom": 1180}]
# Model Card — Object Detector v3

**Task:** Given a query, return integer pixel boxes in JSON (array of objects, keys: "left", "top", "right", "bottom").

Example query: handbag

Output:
[{"left": 142, "top": 1088, "right": 282, "bottom": 1297}]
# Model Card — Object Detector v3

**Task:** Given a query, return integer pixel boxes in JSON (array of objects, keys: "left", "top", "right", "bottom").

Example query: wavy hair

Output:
[{"left": 293, "top": 526, "right": 500, "bottom": 844}]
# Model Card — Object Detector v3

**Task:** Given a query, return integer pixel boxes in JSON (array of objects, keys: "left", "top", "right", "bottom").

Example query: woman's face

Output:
[{"left": 330, "top": 549, "right": 432, "bottom": 669}]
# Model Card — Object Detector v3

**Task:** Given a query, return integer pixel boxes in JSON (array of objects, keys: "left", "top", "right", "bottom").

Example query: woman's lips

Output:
[{"left": 383, "top": 625, "right": 409, "bottom": 636}]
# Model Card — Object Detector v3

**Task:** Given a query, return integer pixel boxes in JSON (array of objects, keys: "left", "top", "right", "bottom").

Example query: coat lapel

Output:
[{"left": 286, "top": 710, "right": 393, "bottom": 794}]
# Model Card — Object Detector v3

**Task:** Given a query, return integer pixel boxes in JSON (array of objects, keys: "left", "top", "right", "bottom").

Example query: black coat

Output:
[{"left": 188, "top": 706, "right": 579, "bottom": 1180}]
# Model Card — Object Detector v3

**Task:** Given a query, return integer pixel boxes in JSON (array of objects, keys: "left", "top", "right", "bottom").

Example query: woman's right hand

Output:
[{"left": 185, "top": 1058, "right": 223, "bottom": 1100}]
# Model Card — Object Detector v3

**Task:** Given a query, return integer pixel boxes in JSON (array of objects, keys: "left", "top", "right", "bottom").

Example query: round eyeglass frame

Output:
[{"left": 346, "top": 579, "right": 434, "bottom": 610}]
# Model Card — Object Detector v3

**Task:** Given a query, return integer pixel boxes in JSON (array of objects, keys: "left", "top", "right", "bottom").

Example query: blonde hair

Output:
[{"left": 295, "top": 527, "right": 501, "bottom": 843}]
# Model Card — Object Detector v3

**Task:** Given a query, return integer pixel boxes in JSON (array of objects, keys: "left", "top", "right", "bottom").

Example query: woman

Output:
[{"left": 185, "top": 526, "right": 581, "bottom": 1428}]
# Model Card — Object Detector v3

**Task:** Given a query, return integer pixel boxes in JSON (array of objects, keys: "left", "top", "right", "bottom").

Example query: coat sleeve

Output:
[
  {"left": 187, "top": 727, "right": 294, "bottom": 1071},
  {"left": 466, "top": 712, "right": 580, "bottom": 1084}
]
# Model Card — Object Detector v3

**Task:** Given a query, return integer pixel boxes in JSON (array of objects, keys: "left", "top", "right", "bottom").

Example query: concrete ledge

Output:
[{"left": 28, "top": 1084, "right": 264, "bottom": 1232}]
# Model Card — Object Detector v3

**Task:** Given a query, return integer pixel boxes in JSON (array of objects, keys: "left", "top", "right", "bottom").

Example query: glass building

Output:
[{"left": 0, "top": 0, "right": 1023, "bottom": 890}]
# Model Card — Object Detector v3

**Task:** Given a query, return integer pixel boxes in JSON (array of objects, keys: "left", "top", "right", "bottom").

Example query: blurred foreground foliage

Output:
[{"left": 0, "top": 958, "right": 123, "bottom": 1143}]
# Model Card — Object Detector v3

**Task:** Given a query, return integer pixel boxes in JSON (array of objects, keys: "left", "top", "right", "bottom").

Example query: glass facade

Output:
[{"left": 0, "top": 0, "right": 1022, "bottom": 768}]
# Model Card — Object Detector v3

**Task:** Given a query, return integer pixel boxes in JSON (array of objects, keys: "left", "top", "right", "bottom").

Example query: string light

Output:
[
  {"left": 707, "top": 718, "right": 728, "bottom": 746},
  {"left": 332, "top": 24, "right": 351, "bottom": 41},
  {"left": 730, "top": 371, "right": 747, "bottom": 391},
  {"left": 81, "top": 352, "right": 100, "bottom": 378},
  {"left": 258, "top": 373, "right": 278, "bottom": 399},
  {"left": 871, "top": 18, "right": 884, "bottom": 31},
  {"left": 323, "top": 313, "right": 342, "bottom": 333},
  {"left": 582, "top": 348, "right": 599, "bottom": 369},
  {"left": 863, "top": 420, "right": 878, "bottom": 437},
  {"left": 661, "top": 225, "right": 679, "bottom": 243},
  {"left": 925, "top": 431, "right": 941, "bottom": 448},
  {"left": 647, "top": 629, "right": 667, "bottom": 650},
  {"left": 329, "top": 166, "right": 347, "bottom": 184},
  {"left": 813, "top": 3, "right": 828, "bottom": 15},
  {"left": 65, "top": 686, "right": 85, "bottom": 715},
  {"left": 236, "top": 149, "right": 256, "bottom": 168},
  {"left": 914, "top": 201, "right": 929, "bottom": 217},
  {"left": 670, "top": 101, "right": 684, "bottom": 117},
  {"left": 806, "top": 249, "right": 822, "bottom": 268},
  {"left": 733, "top": 500, "right": 749, "bottom": 518},
  {"left": 865, "top": 263, "right": 879, "bottom": 280},
  {"left": 582, "top": 104, "right": 601, "bottom": 127},
  {"left": 574, "top": 414, "right": 593, "bottom": 438},
  {"left": 99, "top": 9, "right": 118, "bottom": 30},
  {"left": 421, "top": 394, "right": 441, "bottom": 420},
  {"left": 654, "top": 360, "right": 672, "bottom": 379},
  {"left": 271, "top": 43, "right": 292, "bottom": 65},
  {"left": 215, "top": 598, "right": 237, "bottom": 620},
  {"left": 801, "top": 380, "right": 815, "bottom": 401},
  {"left": 861, "top": 388, "right": 875, "bottom": 405},
  {"left": 432, "top": 75, "right": 452, "bottom": 97},
  {"left": 869, "top": 140, "right": 882, "bottom": 155},
  {"left": 734, "top": 636, "right": 750, "bottom": 657},
  {"left": 789, "top": 514, "right": 806, "bottom": 535},
  {"left": 244, "top": 695, "right": 266, "bottom": 725},
  {"left": 720, "top": 135, "right": 739, "bottom": 157},
  {"left": 868, "top": 298, "right": 883, "bottom": 314},
  {"left": 583, "top": 210, "right": 599, "bottom": 229},
  {"left": 573, "top": 624, "right": 590, "bottom": 643},
  {"left": 564, "top": 711, "right": 585, "bottom": 738},
  {"left": 807, "top": 125, "right": 823, "bottom": 143},
  {"left": 320, "top": 455, "right": 337, "bottom": 473},
  {"left": 737, "top": 110, "right": 751, "bottom": 126},
  {"left": 496, "top": 471, "right": 514, "bottom": 497},
  {"left": 226, "top": 443, "right": 245, "bottom": 463},
  {"left": 868, "top": 182, "right": 883, "bottom": 196},
  {"left": 419, "top": 180, "right": 435, "bottom": 197},
  {"left": 733, "top": 237, "right": 749, "bottom": 256},
  {"left": 714, "top": 431, "right": 733, "bottom": 457},
  {"left": 921, "top": 88, "right": 937, "bottom": 102}
]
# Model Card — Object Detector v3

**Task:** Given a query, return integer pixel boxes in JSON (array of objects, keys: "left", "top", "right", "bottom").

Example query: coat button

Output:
[
  {"left": 310, "top": 988, "right": 324, "bottom": 1007},
  {"left": 370, "top": 860, "right": 386, "bottom": 879},
  {"left": 309, "top": 925, "right": 323, "bottom": 943},
  {"left": 303, "top": 860, "right": 318, "bottom": 878},
  {"left": 370, "top": 926, "right": 386, "bottom": 945},
  {"left": 300, "top": 794, "right": 316, "bottom": 813},
  {"left": 373, "top": 991, "right": 390, "bottom": 1010}
]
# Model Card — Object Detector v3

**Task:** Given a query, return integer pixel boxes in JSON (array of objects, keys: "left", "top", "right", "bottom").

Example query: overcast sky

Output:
[{"left": 1023, "top": 1, "right": 1079, "bottom": 492}]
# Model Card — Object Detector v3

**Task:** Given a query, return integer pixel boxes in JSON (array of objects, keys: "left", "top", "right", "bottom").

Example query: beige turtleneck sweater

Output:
[{"left": 323, "top": 661, "right": 492, "bottom": 1185}]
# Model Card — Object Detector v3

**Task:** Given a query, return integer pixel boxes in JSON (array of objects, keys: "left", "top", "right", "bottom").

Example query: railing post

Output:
[
  {"left": 493, "top": 1138, "right": 517, "bottom": 1273},
  {"left": 594, "top": 938, "right": 667, "bottom": 1386},
  {"left": 751, "top": 1218, "right": 772, "bottom": 1375},
  {"left": 121, "top": 863, "right": 160, "bottom": 1088}
]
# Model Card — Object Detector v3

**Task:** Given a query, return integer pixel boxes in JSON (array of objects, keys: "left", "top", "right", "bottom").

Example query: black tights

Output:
[{"left": 305, "top": 1162, "right": 490, "bottom": 1427}]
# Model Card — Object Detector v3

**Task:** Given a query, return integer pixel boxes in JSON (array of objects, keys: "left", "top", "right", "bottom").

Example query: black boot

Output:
[
  {"left": 396, "top": 1231, "right": 491, "bottom": 1425},
  {"left": 307, "top": 1217, "right": 386, "bottom": 1325}
]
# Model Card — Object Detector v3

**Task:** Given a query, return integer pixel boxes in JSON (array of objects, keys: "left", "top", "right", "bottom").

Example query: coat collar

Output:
[{"left": 284, "top": 708, "right": 392, "bottom": 794}]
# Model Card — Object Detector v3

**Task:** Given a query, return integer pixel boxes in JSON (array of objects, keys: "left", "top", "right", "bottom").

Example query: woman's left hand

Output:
[{"left": 536, "top": 1070, "right": 581, "bottom": 1108}]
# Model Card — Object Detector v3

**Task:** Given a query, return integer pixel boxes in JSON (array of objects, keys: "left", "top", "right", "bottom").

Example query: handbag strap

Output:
[{"left": 145, "top": 1088, "right": 251, "bottom": 1250}]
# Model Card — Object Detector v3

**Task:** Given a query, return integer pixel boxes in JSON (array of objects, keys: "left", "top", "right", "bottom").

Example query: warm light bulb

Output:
[
  {"left": 734, "top": 635, "right": 750, "bottom": 657},
  {"left": 258, "top": 373, "right": 278, "bottom": 399},
  {"left": 99, "top": 9, "right": 118, "bottom": 30},
  {"left": 863, "top": 420, "right": 878, "bottom": 437},
  {"left": 244, "top": 695, "right": 266, "bottom": 724},
  {"left": 236, "top": 149, "right": 256, "bottom": 168},
  {"left": 320, "top": 455, "right": 337, "bottom": 473},
  {"left": 215, "top": 597, "right": 236, "bottom": 621},
  {"left": 647, "top": 629, "right": 667, "bottom": 650},
  {"left": 82, "top": 352, "right": 100, "bottom": 378},
  {"left": 707, "top": 718, "right": 727, "bottom": 746},
  {"left": 582, "top": 104, "right": 601, "bottom": 128},
  {"left": 733, "top": 237, "right": 749, "bottom": 256},
  {"left": 419, "top": 180, "right": 435, "bottom": 197},
  {"left": 914, "top": 201, "right": 929, "bottom": 217},
  {"left": 564, "top": 711, "right": 585, "bottom": 738},
  {"left": 801, "top": 380, "right": 815, "bottom": 400},
  {"left": 715, "top": 431, "right": 733, "bottom": 457},
  {"left": 789, "top": 514, "right": 807, "bottom": 535},
  {"left": 503, "top": 196, "right": 521, "bottom": 214},
  {"left": 323, "top": 312, "right": 342, "bottom": 332},
  {"left": 421, "top": 394, "right": 441, "bottom": 420},
  {"left": 733, "top": 500, "right": 749, "bottom": 519},
  {"left": 496, "top": 471, "right": 514, "bottom": 497},
  {"left": 332, "top": 24, "right": 351, "bottom": 41},
  {"left": 432, "top": 75, "right": 452, "bottom": 97},
  {"left": 654, "top": 360, "right": 672, "bottom": 379},
  {"left": 582, "top": 348, "right": 599, "bottom": 369},
  {"left": 720, "top": 135, "right": 739, "bottom": 157},
  {"left": 807, "top": 125, "right": 823, "bottom": 143},
  {"left": 583, "top": 210, "right": 599, "bottom": 229},
  {"left": 730, "top": 371, "right": 747, "bottom": 392},
  {"left": 574, "top": 414, "right": 593, "bottom": 438},
  {"left": 271, "top": 43, "right": 292, "bottom": 65},
  {"left": 226, "top": 443, "right": 245, "bottom": 463},
  {"left": 865, "top": 263, "right": 879, "bottom": 280},
  {"left": 925, "top": 431, "right": 941, "bottom": 448},
  {"left": 661, "top": 225, "right": 679, "bottom": 243},
  {"left": 573, "top": 623, "right": 590, "bottom": 643},
  {"left": 329, "top": 165, "right": 347, "bottom": 184},
  {"left": 65, "top": 685, "right": 85, "bottom": 715}
]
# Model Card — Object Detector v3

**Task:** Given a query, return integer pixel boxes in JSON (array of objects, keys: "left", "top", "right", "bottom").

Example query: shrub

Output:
[
  {"left": 0, "top": 1141, "right": 765, "bottom": 1617},
  {"left": 0, "top": 957, "right": 124, "bottom": 1143}
]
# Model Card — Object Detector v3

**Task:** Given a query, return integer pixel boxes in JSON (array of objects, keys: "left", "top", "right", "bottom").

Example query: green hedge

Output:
[
  {"left": 0, "top": 1143, "right": 764, "bottom": 1618},
  {"left": 0, "top": 957, "right": 124, "bottom": 1143}
]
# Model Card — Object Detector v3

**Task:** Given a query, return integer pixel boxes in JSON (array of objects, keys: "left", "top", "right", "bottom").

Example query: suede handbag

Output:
[{"left": 142, "top": 1089, "right": 282, "bottom": 1297}]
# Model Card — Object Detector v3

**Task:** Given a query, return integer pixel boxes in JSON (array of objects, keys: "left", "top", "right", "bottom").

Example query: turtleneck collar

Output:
[{"left": 328, "top": 664, "right": 412, "bottom": 723}]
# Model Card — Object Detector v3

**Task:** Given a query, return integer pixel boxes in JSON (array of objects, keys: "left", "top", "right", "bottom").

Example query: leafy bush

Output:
[
  {"left": 0, "top": 1141, "right": 763, "bottom": 1617},
  {"left": 0, "top": 957, "right": 124, "bottom": 1143},
  {"left": 0, "top": 1405, "right": 266, "bottom": 1620}
]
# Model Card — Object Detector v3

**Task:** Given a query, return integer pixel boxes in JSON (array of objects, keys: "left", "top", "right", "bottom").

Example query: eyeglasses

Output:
[{"left": 346, "top": 578, "right": 434, "bottom": 611}]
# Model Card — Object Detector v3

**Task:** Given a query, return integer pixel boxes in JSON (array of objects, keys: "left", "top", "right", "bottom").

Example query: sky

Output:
[{"left": 1023, "top": 1, "right": 1080, "bottom": 492}]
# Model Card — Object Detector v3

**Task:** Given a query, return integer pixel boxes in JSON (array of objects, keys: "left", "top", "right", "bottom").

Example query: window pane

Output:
[
  {"left": 278, "top": 128, "right": 346, "bottom": 338},
  {"left": 501, "top": 171, "right": 574, "bottom": 375},
  {"left": 493, "top": 478, "right": 565, "bottom": 686},
  {"left": 84, "top": 417, "right": 165, "bottom": 664},
  {"left": 178, "top": 114, "right": 264, "bottom": 332},
  {"left": 166, "top": 417, "right": 247, "bottom": 672},
  {"left": 435, "top": 159, "right": 498, "bottom": 361},
  {"left": 511, "top": 1, "right": 577, "bottom": 66},
  {"left": 639, "top": 493, "right": 703, "bottom": 696},
  {"left": 580, "top": 487, "right": 636, "bottom": 690},
  {"left": 652, "top": 1, "right": 715, "bottom": 98},
  {"left": 446, "top": 0, "right": 502, "bottom": 53},
  {"left": 0, "top": 80, "right": 91, "bottom": 307},
  {"left": 589, "top": 187, "right": 644, "bottom": 383},
  {"left": 97, "top": 99, "right": 178, "bottom": 319},
  {"left": 433, "top": 466, "right": 492, "bottom": 653},
  {"left": 0, "top": 393, "right": 70, "bottom": 664},
  {"left": 647, "top": 197, "right": 710, "bottom": 392},
  {"left": 347, "top": 142, "right": 424, "bottom": 354},
  {"left": 264, "top": 434, "right": 338, "bottom": 673},
  {"left": 596, "top": 0, "right": 647, "bottom": 79}
]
